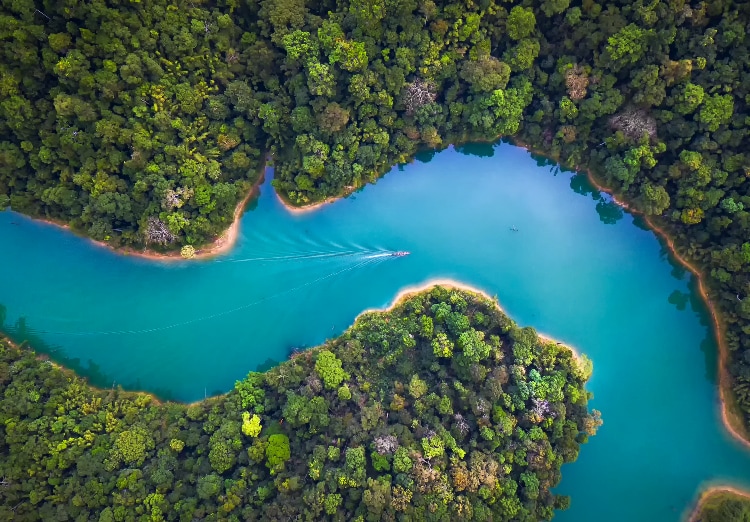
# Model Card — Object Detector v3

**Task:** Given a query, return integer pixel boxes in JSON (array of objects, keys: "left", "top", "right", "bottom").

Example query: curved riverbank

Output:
[
  {"left": 505, "top": 138, "right": 749, "bottom": 449},
  {"left": 7, "top": 138, "right": 746, "bottom": 450},
  {"left": 363, "top": 278, "right": 585, "bottom": 364},
  {"left": 1, "top": 336, "right": 166, "bottom": 407},
  {"left": 3, "top": 142, "right": 750, "bottom": 519},
  {"left": 1, "top": 280, "right": 586, "bottom": 415},
  {"left": 275, "top": 183, "right": 360, "bottom": 214},
  {"left": 515, "top": 140, "right": 750, "bottom": 513},
  {"left": 30, "top": 171, "right": 266, "bottom": 263},
  {"left": 687, "top": 486, "right": 750, "bottom": 522},
  {"left": 580, "top": 168, "right": 746, "bottom": 448},
  {"left": 0, "top": 286, "right": 596, "bottom": 521},
  {"left": 277, "top": 139, "right": 736, "bottom": 438}
]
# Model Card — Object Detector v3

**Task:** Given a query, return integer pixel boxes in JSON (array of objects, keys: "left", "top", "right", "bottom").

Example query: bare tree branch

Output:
[
  {"left": 403, "top": 78, "right": 437, "bottom": 115},
  {"left": 609, "top": 108, "right": 657, "bottom": 141},
  {"left": 145, "top": 217, "right": 175, "bottom": 246}
]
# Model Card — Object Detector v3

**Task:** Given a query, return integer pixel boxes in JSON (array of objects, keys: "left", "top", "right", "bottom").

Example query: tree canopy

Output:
[
  {"left": 3, "top": 0, "right": 750, "bottom": 512},
  {"left": 0, "top": 286, "right": 599, "bottom": 520}
]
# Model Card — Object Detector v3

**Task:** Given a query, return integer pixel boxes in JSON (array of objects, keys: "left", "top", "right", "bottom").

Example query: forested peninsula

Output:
[
  {"left": 0, "top": 286, "right": 600, "bottom": 520},
  {"left": 691, "top": 488, "right": 750, "bottom": 522}
]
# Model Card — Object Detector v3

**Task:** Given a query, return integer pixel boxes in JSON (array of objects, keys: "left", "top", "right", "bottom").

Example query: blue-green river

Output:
[{"left": 1, "top": 142, "right": 749, "bottom": 519}]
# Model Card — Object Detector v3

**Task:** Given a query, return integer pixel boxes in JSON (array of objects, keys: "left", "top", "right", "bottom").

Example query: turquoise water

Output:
[{"left": 1, "top": 142, "right": 749, "bottom": 519}]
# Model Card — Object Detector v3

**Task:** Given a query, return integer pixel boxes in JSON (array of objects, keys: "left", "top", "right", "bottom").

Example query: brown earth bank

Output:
[
  {"left": 362, "top": 278, "right": 585, "bottom": 365},
  {"left": 513, "top": 139, "right": 750, "bottom": 449},
  {"left": 274, "top": 182, "right": 360, "bottom": 214},
  {"left": 34, "top": 171, "right": 265, "bottom": 262},
  {"left": 686, "top": 486, "right": 750, "bottom": 522}
]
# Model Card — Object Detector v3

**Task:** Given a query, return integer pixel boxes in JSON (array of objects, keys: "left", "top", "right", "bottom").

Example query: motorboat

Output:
[{"left": 391, "top": 251, "right": 410, "bottom": 257}]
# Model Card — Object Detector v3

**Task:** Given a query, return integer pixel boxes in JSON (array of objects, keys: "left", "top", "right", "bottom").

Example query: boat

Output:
[{"left": 391, "top": 251, "right": 410, "bottom": 257}]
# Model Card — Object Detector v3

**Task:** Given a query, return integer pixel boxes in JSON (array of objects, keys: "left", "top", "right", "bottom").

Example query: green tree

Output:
[
  {"left": 306, "top": 62, "right": 336, "bottom": 97},
  {"left": 503, "top": 39, "right": 540, "bottom": 71},
  {"left": 330, "top": 40, "right": 368, "bottom": 71},
  {"left": 432, "top": 332, "right": 454, "bottom": 358},
  {"left": 282, "top": 30, "right": 318, "bottom": 63},
  {"left": 408, "top": 374, "right": 428, "bottom": 398},
  {"left": 606, "top": 24, "right": 648, "bottom": 65},
  {"left": 506, "top": 6, "right": 536, "bottom": 41},
  {"left": 113, "top": 426, "right": 153, "bottom": 466},
  {"left": 640, "top": 182, "right": 670, "bottom": 215},
  {"left": 698, "top": 94, "right": 734, "bottom": 131},
  {"left": 234, "top": 372, "right": 265, "bottom": 412},
  {"left": 266, "top": 434, "right": 291, "bottom": 472},
  {"left": 315, "top": 350, "right": 350, "bottom": 389},
  {"left": 540, "top": 0, "right": 570, "bottom": 17},
  {"left": 197, "top": 474, "right": 222, "bottom": 500},
  {"left": 673, "top": 83, "right": 704, "bottom": 114},
  {"left": 209, "top": 441, "right": 236, "bottom": 473},
  {"left": 457, "top": 329, "right": 491, "bottom": 362},
  {"left": 460, "top": 57, "right": 511, "bottom": 93},
  {"left": 242, "top": 412, "right": 262, "bottom": 437}
]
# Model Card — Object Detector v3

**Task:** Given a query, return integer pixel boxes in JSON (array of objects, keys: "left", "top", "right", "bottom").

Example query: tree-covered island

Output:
[{"left": 0, "top": 286, "right": 600, "bottom": 520}]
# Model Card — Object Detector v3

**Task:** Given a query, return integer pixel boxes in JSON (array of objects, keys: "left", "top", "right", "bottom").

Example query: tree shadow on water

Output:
[
  {"left": 666, "top": 283, "right": 719, "bottom": 384},
  {"left": 414, "top": 149, "right": 438, "bottom": 164},
  {"left": 455, "top": 142, "right": 496, "bottom": 158},
  {"left": 569, "top": 174, "right": 602, "bottom": 200},
  {"left": 0, "top": 305, "right": 177, "bottom": 402},
  {"left": 595, "top": 200, "right": 624, "bottom": 225},
  {"left": 527, "top": 151, "right": 557, "bottom": 170},
  {"left": 256, "top": 357, "right": 280, "bottom": 373},
  {"left": 567, "top": 173, "right": 625, "bottom": 225},
  {"left": 668, "top": 290, "right": 690, "bottom": 311},
  {"left": 686, "top": 276, "right": 720, "bottom": 385}
]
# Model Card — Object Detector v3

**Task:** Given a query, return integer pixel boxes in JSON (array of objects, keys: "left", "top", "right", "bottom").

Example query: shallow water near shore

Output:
[{"left": 1, "top": 142, "right": 749, "bottom": 519}]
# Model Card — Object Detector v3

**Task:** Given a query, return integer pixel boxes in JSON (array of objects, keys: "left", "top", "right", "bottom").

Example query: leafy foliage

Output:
[
  {"left": 695, "top": 491, "right": 750, "bottom": 522},
  {"left": 0, "top": 0, "right": 266, "bottom": 250},
  {"left": 0, "top": 287, "right": 597, "bottom": 520},
  {"left": 3, "top": 0, "right": 750, "bottom": 496}
]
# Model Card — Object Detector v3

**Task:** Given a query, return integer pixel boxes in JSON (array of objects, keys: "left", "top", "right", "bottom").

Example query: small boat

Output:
[{"left": 391, "top": 251, "right": 410, "bottom": 257}]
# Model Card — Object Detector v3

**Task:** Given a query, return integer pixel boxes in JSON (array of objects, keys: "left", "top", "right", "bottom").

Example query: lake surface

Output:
[{"left": 1, "top": 142, "right": 749, "bottom": 520}]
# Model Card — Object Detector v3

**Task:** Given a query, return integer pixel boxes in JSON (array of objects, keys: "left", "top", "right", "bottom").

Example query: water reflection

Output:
[
  {"left": 569, "top": 173, "right": 601, "bottom": 198},
  {"left": 455, "top": 142, "right": 496, "bottom": 158},
  {"left": 595, "top": 200, "right": 624, "bottom": 225},
  {"left": 0, "top": 309, "right": 182, "bottom": 400},
  {"left": 668, "top": 290, "right": 690, "bottom": 311}
]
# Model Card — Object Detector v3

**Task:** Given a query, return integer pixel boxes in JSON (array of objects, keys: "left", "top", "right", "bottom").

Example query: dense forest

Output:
[
  {"left": 1, "top": 0, "right": 750, "bottom": 427},
  {"left": 0, "top": 287, "right": 600, "bottom": 520},
  {"left": 693, "top": 490, "right": 750, "bottom": 522}
]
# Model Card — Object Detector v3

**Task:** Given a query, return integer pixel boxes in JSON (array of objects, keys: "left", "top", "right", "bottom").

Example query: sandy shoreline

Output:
[
  {"left": 686, "top": 485, "right": 750, "bottom": 521},
  {"left": 505, "top": 138, "right": 750, "bottom": 450},
  {"left": 275, "top": 184, "right": 360, "bottom": 214},
  {"left": 583, "top": 170, "right": 749, "bottom": 449},
  {"left": 359, "top": 278, "right": 584, "bottom": 364},
  {"left": 33, "top": 169, "right": 266, "bottom": 262}
]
